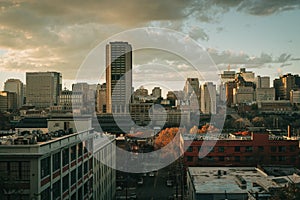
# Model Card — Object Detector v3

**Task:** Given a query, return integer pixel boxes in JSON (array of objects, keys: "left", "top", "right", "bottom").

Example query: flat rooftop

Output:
[{"left": 188, "top": 167, "right": 300, "bottom": 195}]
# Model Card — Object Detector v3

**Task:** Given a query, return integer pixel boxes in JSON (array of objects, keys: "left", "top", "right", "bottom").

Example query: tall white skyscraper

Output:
[
  {"left": 106, "top": 41, "right": 132, "bottom": 113},
  {"left": 4, "top": 79, "right": 24, "bottom": 108},
  {"left": 201, "top": 82, "right": 216, "bottom": 114},
  {"left": 26, "top": 72, "right": 62, "bottom": 108}
]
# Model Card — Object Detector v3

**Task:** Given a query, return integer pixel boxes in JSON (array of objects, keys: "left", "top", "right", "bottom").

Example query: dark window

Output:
[
  {"left": 290, "top": 156, "right": 296, "bottom": 163},
  {"left": 207, "top": 156, "right": 214, "bottom": 161},
  {"left": 71, "top": 169, "right": 76, "bottom": 185},
  {"left": 52, "top": 152, "right": 61, "bottom": 172},
  {"left": 63, "top": 148, "right": 69, "bottom": 166},
  {"left": 279, "top": 156, "right": 286, "bottom": 161},
  {"left": 218, "top": 146, "right": 224, "bottom": 152},
  {"left": 20, "top": 161, "right": 30, "bottom": 180},
  {"left": 41, "top": 157, "right": 50, "bottom": 178},
  {"left": 245, "top": 156, "right": 253, "bottom": 161},
  {"left": 187, "top": 156, "right": 193, "bottom": 162},
  {"left": 245, "top": 146, "right": 253, "bottom": 152},
  {"left": 271, "top": 146, "right": 277, "bottom": 152},
  {"left": 78, "top": 143, "right": 83, "bottom": 157},
  {"left": 258, "top": 146, "right": 264, "bottom": 152},
  {"left": 271, "top": 156, "right": 276, "bottom": 161},
  {"left": 207, "top": 146, "right": 214, "bottom": 152},
  {"left": 234, "top": 146, "right": 240, "bottom": 152},
  {"left": 10, "top": 162, "right": 19, "bottom": 179},
  {"left": 52, "top": 180, "right": 61, "bottom": 199},
  {"left": 235, "top": 156, "right": 240, "bottom": 162},
  {"left": 84, "top": 161, "right": 88, "bottom": 174},
  {"left": 187, "top": 146, "right": 193, "bottom": 152},
  {"left": 71, "top": 145, "right": 76, "bottom": 161},
  {"left": 290, "top": 146, "right": 296, "bottom": 152},
  {"left": 219, "top": 156, "right": 224, "bottom": 161},
  {"left": 63, "top": 174, "right": 69, "bottom": 192},
  {"left": 78, "top": 164, "right": 82, "bottom": 179},
  {"left": 278, "top": 146, "right": 286, "bottom": 152},
  {"left": 78, "top": 187, "right": 83, "bottom": 199},
  {"left": 41, "top": 187, "right": 51, "bottom": 200}
]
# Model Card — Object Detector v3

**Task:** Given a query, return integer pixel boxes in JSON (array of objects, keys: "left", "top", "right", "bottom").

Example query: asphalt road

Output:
[{"left": 135, "top": 168, "right": 174, "bottom": 200}]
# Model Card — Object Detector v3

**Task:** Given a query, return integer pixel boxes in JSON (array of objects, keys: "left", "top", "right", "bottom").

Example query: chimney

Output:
[{"left": 288, "top": 125, "right": 291, "bottom": 138}]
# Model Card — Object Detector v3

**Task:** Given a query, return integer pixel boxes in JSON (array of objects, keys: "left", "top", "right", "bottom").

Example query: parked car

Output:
[
  {"left": 137, "top": 177, "right": 143, "bottom": 185},
  {"left": 166, "top": 180, "right": 173, "bottom": 187}
]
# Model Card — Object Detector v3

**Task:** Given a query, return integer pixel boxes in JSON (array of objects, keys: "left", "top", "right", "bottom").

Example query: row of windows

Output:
[
  {"left": 186, "top": 155, "right": 297, "bottom": 162},
  {"left": 187, "top": 145, "right": 297, "bottom": 153},
  {"left": 0, "top": 161, "right": 30, "bottom": 181},
  {"left": 41, "top": 141, "right": 91, "bottom": 179}
]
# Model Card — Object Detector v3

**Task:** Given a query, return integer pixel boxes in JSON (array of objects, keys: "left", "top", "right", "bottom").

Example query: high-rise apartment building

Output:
[
  {"left": 0, "top": 91, "right": 17, "bottom": 112},
  {"left": 106, "top": 42, "right": 132, "bottom": 113},
  {"left": 4, "top": 79, "right": 24, "bottom": 108},
  {"left": 26, "top": 72, "right": 62, "bottom": 108},
  {"left": 184, "top": 78, "right": 200, "bottom": 97},
  {"left": 200, "top": 82, "right": 216, "bottom": 114}
]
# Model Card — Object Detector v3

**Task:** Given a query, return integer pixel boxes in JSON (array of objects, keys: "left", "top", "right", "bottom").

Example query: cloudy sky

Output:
[{"left": 0, "top": 0, "right": 300, "bottom": 91}]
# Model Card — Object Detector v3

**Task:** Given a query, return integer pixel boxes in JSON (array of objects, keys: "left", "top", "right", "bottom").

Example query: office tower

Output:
[
  {"left": 0, "top": 91, "right": 17, "bottom": 112},
  {"left": 4, "top": 79, "right": 24, "bottom": 108},
  {"left": 201, "top": 82, "right": 216, "bottom": 114},
  {"left": 96, "top": 83, "right": 106, "bottom": 114},
  {"left": 72, "top": 83, "right": 96, "bottom": 114},
  {"left": 152, "top": 87, "right": 162, "bottom": 98},
  {"left": 256, "top": 76, "right": 270, "bottom": 88},
  {"left": 106, "top": 41, "right": 132, "bottom": 113},
  {"left": 184, "top": 78, "right": 200, "bottom": 97},
  {"left": 274, "top": 74, "right": 300, "bottom": 100},
  {"left": 59, "top": 89, "right": 73, "bottom": 112},
  {"left": 26, "top": 72, "right": 62, "bottom": 108}
]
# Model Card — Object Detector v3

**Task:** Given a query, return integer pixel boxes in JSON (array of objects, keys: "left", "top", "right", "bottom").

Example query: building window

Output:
[
  {"left": 245, "top": 146, "right": 253, "bottom": 152},
  {"left": 41, "top": 157, "right": 50, "bottom": 179},
  {"left": 71, "top": 145, "right": 77, "bottom": 161},
  {"left": 278, "top": 146, "right": 286, "bottom": 152},
  {"left": 218, "top": 146, "right": 224, "bottom": 152},
  {"left": 279, "top": 156, "right": 286, "bottom": 161},
  {"left": 207, "top": 156, "right": 214, "bottom": 161},
  {"left": 52, "top": 152, "right": 61, "bottom": 172},
  {"left": 71, "top": 169, "right": 76, "bottom": 185},
  {"left": 20, "top": 161, "right": 30, "bottom": 180},
  {"left": 290, "top": 156, "right": 296, "bottom": 163},
  {"left": 258, "top": 146, "right": 264, "bottom": 152},
  {"left": 78, "top": 164, "right": 82, "bottom": 180},
  {"left": 41, "top": 187, "right": 51, "bottom": 200},
  {"left": 10, "top": 162, "right": 19, "bottom": 180},
  {"left": 219, "top": 156, "right": 224, "bottom": 161},
  {"left": 63, "top": 148, "right": 69, "bottom": 166},
  {"left": 290, "top": 146, "right": 296, "bottom": 152},
  {"left": 53, "top": 180, "right": 61, "bottom": 199},
  {"left": 78, "top": 142, "right": 83, "bottom": 157},
  {"left": 207, "top": 146, "right": 214, "bottom": 152},
  {"left": 270, "top": 146, "right": 277, "bottom": 152},
  {"left": 271, "top": 156, "right": 276, "bottom": 161},
  {"left": 235, "top": 156, "right": 240, "bottom": 162},
  {"left": 187, "top": 156, "right": 193, "bottom": 162},
  {"left": 84, "top": 161, "right": 88, "bottom": 174},
  {"left": 245, "top": 156, "right": 253, "bottom": 161},
  {"left": 234, "top": 146, "right": 240, "bottom": 152},
  {"left": 63, "top": 174, "right": 69, "bottom": 192},
  {"left": 187, "top": 146, "right": 193, "bottom": 152}
]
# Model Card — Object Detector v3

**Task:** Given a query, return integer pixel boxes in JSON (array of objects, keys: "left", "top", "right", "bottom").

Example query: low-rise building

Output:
[
  {"left": 0, "top": 118, "right": 116, "bottom": 200},
  {"left": 187, "top": 167, "right": 300, "bottom": 200},
  {"left": 183, "top": 132, "right": 299, "bottom": 167}
]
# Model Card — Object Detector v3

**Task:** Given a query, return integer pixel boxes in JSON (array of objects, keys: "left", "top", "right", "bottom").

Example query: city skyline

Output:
[{"left": 0, "top": 1, "right": 299, "bottom": 91}]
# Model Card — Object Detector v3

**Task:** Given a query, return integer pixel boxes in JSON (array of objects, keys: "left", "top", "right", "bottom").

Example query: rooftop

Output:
[{"left": 188, "top": 167, "right": 300, "bottom": 195}]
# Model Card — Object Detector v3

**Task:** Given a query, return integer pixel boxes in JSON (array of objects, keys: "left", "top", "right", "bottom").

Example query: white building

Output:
[
  {"left": 200, "top": 82, "right": 216, "bottom": 114},
  {"left": 0, "top": 118, "right": 116, "bottom": 200},
  {"left": 187, "top": 167, "right": 300, "bottom": 200}
]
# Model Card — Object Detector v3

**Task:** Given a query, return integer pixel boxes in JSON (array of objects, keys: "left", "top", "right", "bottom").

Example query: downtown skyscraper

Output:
[
  {"left": 106, "top": 42, "right": 132, "bottom": 113},
  {"left": 26, "top": 72, "right": 62, "bottom": 108}
]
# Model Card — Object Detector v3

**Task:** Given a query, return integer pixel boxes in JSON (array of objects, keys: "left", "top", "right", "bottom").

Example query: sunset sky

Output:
[{"left": 0, "top": 0, "right": 299, "bottom": 91}]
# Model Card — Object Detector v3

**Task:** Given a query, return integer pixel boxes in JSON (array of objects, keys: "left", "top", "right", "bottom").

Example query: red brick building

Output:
[{"left": 183, "top": 132, "right": 300, "bottom": 167}]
